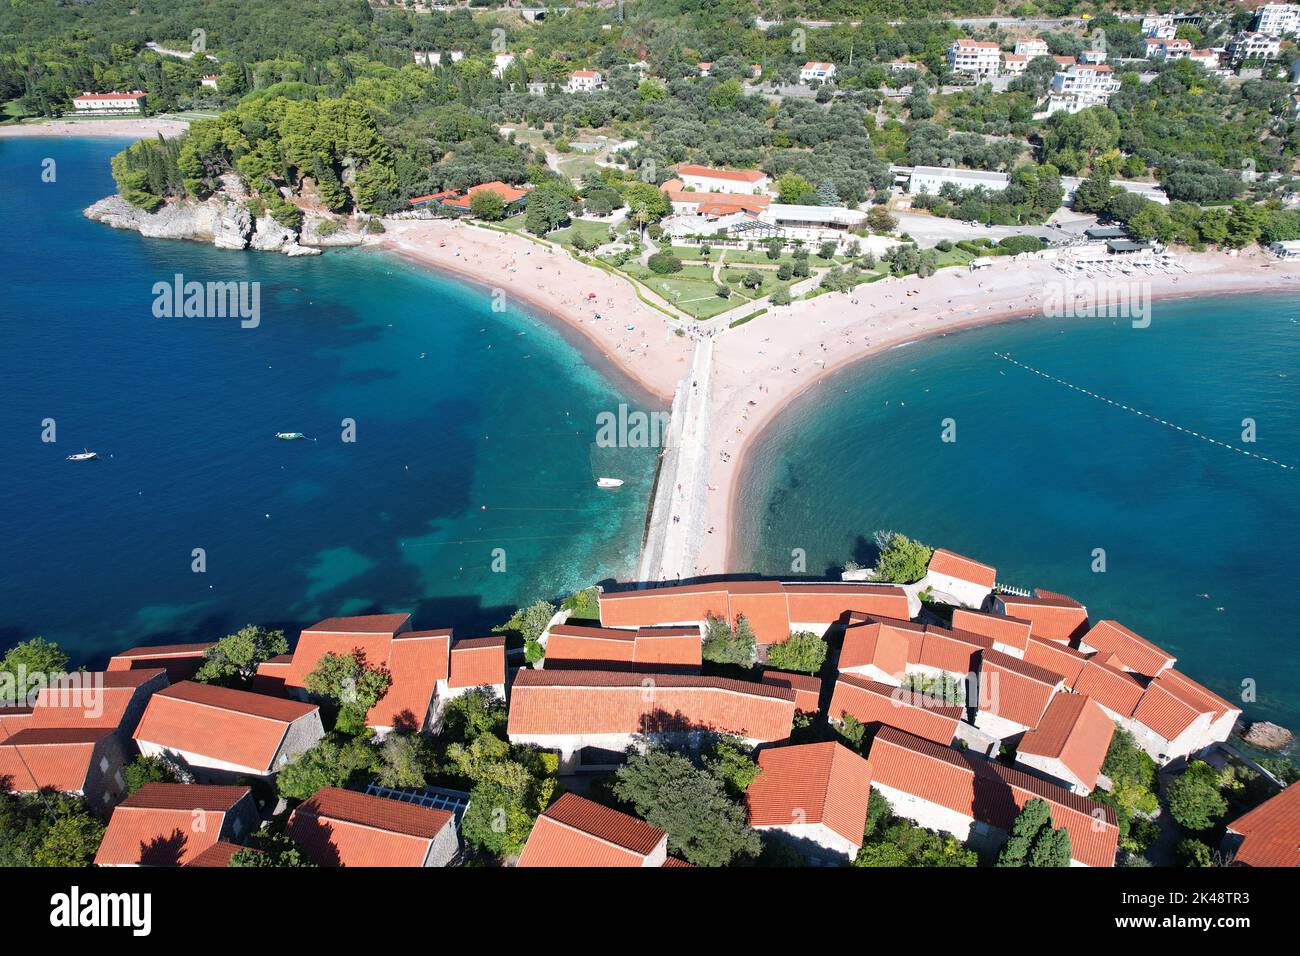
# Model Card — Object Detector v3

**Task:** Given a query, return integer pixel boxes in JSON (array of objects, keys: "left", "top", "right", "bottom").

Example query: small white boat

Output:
[
  {"left": 275, "top": 432, "right": 306, "bottom": 441},
  {"left": 66, "top": 449, "right": 98, "bottom": 461},
  {"left": 596, "top": 477, "right": 624, "bottom": 489}
]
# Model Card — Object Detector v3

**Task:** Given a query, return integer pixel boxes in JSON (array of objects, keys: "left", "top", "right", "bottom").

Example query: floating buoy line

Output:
[{"left": 993, "top": 352, "right": 1293, "bottom": 471}]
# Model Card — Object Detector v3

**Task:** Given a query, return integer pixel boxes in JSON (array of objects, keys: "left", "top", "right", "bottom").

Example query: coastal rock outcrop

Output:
[
  {"left": 301, "top": 215, "right": 367, "bottom": 248},
  {"left": 84, "top": 194, "right": 331, "bottom": 257},
  {"left": 85, "top": 195, "right": 252, "bottom": 249},
  {"left": 1243, "top": 720, "right": 1293, "bottom": 751},
  {"left": 248, "top": 214, "right": 318, "bottom": 256}
]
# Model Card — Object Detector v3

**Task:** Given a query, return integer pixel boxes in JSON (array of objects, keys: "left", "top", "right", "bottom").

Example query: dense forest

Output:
[{"left": 3, "top": 0, "right": 1298, "bottom": 244}]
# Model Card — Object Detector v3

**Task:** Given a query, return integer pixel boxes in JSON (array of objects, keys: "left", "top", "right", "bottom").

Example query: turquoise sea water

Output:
[
  {"left": 0, "top": 137, "right": 658, "bottom": 663},
  {"left": 738, "top": 297, "right": 1300, "bottom": 729}
]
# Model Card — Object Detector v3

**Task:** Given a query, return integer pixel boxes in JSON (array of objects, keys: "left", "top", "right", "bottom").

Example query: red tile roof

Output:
[
  {"left": 0, "top": 727, "right": 114, "bottom": 793},
  {"left": 996, "top": 592, "right": 1089, "bottom": 644},
  {"left": 747, "top": 741, "right": 872, "bottom": 848},
  {"left": 1018, "top": 693, "right": 1115, "bottom": 792},
  {"left": 285, "top": 616, "right": 446, "bottom": 728},
  {"left": 1130, "top": 679, "right": 1203, "bottom": 742},
  {"left": 829, "top": 674, "right": 961, "bottom": 744},
  {"left": 518, "top": 792, "right": 666, "bottom": 867},
  {"left": 659, "top": 181, "right": 771, "bottom": 214},
  {"left": 1070, "top": 660, "right": 1145, "bottom": 718},
  {"left": 108, "top": 643, "right": 214, "bottom": 682},
  {"left": 633, "top": 627, "right": 702, "bottom": 668},
  {"left": 919, "top": 627, "right": 988, "bottom": 675},
  {"left": 1156, "top": 668, "right": 1239, "bottom": 721},
  {"left": 1227, "top": 784, "right": 1300, "bottom": 867},
  {"left": 286, "top": 788, "right": 453, "bottom": 867},
  {"left": 839, "top": 619, "right": 911, "bottom": 679},
  {"left": 951, "top": 608, "right": 1031, "bottom": 654},
  {"left": 373, "top": 631, "right": 451, "bottom": 728},
  {"left": 28, "top": 670, "right": 167, "bottom": 731},
  {"left": 132, "top": 681, "right": 318, "bottom": 774},
  {"left": 1080, "top": 621, "right": 1174, "bottom": 678},
  {"left": 1024, "top": 635, "right": 1089, "bottom": 685},
  {"left": 783, "top": 583, "right": 911, "bottom": 623},
  {"left": 676, "top": 164, "right": 768, "bottom": 183},
  {"left": 94, "top": 783, "right": 251, "bottom": 866},
  {"left": 869, "top": 727, "right": 1119, "bottom": 867},
  {"left": 927, "top": 549, "right": 997, "bottom": 588},
  {"left": 761, "top": 670, "right": 822, "bottom": 713},
  {"left": 448, "top": 636, "right": 506, "bottom": 689},
  {"left": 184, "top": 841, "right": 246, "bottom": 867},
  {"left": 977, "top": 650, "right": 1061, "bottom": 728},
  {"left": 507, "top": 669, "right": 795, "bottom": 741}
]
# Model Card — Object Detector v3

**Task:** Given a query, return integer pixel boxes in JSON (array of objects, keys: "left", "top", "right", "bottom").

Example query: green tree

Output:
[
  {"left": 524, "top": 182, "right": 575, "bottom": 235},
  {"left": 614, "top": 749, "right": 760, "bottom": 866},
  {"left": 622, "top": 181, "right": 671, "bottom": 234},
  {"left": 375, "top": 732, "right": 433, "bottom": 789},
  {"left": 194, "top": 625, "right": 288, "bottom": 687},
  {"left": 701, "top": 614, "right": 756, "bottom": 667},
  {"left": 277, "top": 734, "right": 378, "bottom": 801},
  {"left": 1176, "top": 837, "right": 1215, "bottom": 867},
  {"left": 123, "top": 755, "right": 181, "bottom": 795},
  {"left": 32, "top": 802, "right": 105, "bottom": 867},
  {"left": 777, "top": 173, "right": 816, "bottom": 205},
  {"left": 1165, "top": 760, "right": 1228, "bottom": 832},
  {"left": 469, "top": 189, "right": 506, "bottom": 220},
  {"left": 230, "top": 830, "right": 316, "bottom": 867},
  {"left": 304, "top": 650, "right": 391, "bottom": 735},
  {"left": 996, "top": 798, "right": 1072, "bottom": 867},
  {"left": 872, "top": 532, "right": 933, "bottom": 583},
  {"left": 765, "top": 631, "right": 827, "bottom": 674},
  {"left": 740, "top": 269, "right": 763, "bottom": 290},
  {"left": 867, "top": 206, "right": 897, "bottom": 233},
  {"left": 494, "top": 600, "right": 557, "bottom": 664},
  {"left": 0, "top": 638, "right": 69, "bottom": 703},
  {"left": 704, "top": 736, "right": 761, "bottom": 798}
]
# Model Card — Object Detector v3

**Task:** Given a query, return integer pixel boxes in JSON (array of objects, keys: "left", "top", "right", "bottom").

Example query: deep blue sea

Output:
[
  {"left": 739, "top": 296, "right": 1300, "bottom": 729},
  {"left": 0, "top": 137, "right": 657, "bottom": 664}
]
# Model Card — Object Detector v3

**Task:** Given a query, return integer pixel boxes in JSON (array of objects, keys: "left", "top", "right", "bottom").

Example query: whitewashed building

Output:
[
  {"left": 567, "top": 70, "right": 603, "bottom": 92},
  {"left": 1141, "top": 16, "right": 1177, "bottom": 40},
  {"left": 1046, "top": 64, "right": 1121, "bottom": 115},
  {"left": 492, "top": 52, "right": 516, "bottom": 77},
  {"left": 1255, "top": 3, "right": 1300, "bottom": 37},
  {"left": 908, "top": 165, "right": 1010, "bottom": 195},
  {"left": 948, "top": 39, "right": 1002, "bottom": 77},
  {"left": 1227, "top": 32, "right": 1282, "bottom": 64},
  {"left": 799, "top": 61, "right": 836, "bottom": 83},
  {"left": 1014, "top": 38, "right": 1050, "bottom": 59},
  {"left": 72, "top": 91, "right": 146, "bottom": 114}
]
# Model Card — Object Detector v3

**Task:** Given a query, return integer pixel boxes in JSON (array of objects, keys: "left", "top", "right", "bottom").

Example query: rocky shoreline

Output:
[{"left": 83, "top": 193, "right": 369, "bottom": 257}]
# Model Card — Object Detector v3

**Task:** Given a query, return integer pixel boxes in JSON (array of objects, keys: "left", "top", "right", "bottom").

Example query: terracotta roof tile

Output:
[
  {"left": 94, "top": 784, "right": 251, "bottom": 865},
  {"left": 0, "top": 727, "right": 113, "bottom": 793},
  {"left": 996, "top": 592, "right": 1089, "bottom": 644},
  {"left": 518, "top": 793, "right": 666, "bottom": 867},
  {"left": 927, "top": 549, "right": 997, "bottom": 588},
  {"left": 1070, "top": 661, "right": 1145, "bottom": 718},
  {"left": 829, "top": 674, "right": 961, "bottom": 744},
  {"left": 747, "top": 741, "right": 871, "bottom": 848},
  {"left": 1227, "top": 784, "right": 1300, "bottom": 867},
  {"left": 761, "top": 670, "right": 822, "bottom": 713},
  {"left": 1024, "top": 635, "right": 1089, "bottom": 684},
  {"left": 977, "top": 650, "right": 1061, "bottom": 728},
  {"left": 1080, "top": 621, "right": 1174, "bottom": 677},
  {"left": 869, "top": 727, "right": 1118, "bottom": 867},
  {"left": 184, "top": 840, "right": 247, "bottom": 867},
  {"left": 132, "top": 681, "right": 318, "bottom": 774},
  {"left": 448, "top": 637, "right": 506, "bottom": 688},
  {"left": 507, "top": 669, "right": 794, "bottom": 741},
  {"left": 1018, "top": 694, "right": 1115, "bottom": 791},
  {"left": 951, "top": 608, "right": 1031, "bottom": 653},
  {"left": 286, "top": 787, "right": 453, "bottom": 867}
]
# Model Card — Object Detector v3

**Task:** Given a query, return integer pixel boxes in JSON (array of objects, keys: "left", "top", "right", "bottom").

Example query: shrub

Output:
[
  {"left": 765, "top": 631, "right": 827, "bottom": 674},
  {"left": 648, "top": 252, "right": 683, "bottom": 274}
]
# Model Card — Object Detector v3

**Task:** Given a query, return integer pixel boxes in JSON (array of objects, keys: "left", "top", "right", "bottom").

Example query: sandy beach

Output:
[
  {"left": 0, "top": 117, "right": 190, "bottom": 139},
  {"left": 700, "top": 249, "right": 1300, "bottom": 576},
  {"left": 377, "top": 219, "right": 693, "bottom": 404},
  {"left": 375, "top": 219, "right": 1300, "bottom": 580}
]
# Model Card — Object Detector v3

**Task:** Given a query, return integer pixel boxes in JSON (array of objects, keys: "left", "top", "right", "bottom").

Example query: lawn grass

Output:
[
  {"left": 549, "top": 219, "right": 614, "bottom": 248},
  {"left": 621, "top": 261, "right": 738, "bottom": 320}
]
